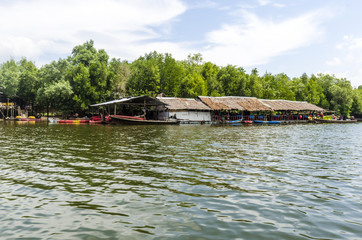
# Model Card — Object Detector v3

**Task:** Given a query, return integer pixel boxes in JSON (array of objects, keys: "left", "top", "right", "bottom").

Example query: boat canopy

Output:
[{"left": 90, "top": 95, "right": 166, "bottom": 107}]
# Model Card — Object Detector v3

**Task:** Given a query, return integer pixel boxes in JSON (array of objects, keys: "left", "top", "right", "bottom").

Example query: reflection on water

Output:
[{"left": 0, "top": 122, "right": 361, "bottom": 239}]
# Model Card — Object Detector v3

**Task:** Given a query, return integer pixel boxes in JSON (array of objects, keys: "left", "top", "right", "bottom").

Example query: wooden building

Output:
[
  {"left": 260, "top": 99, "right": 325, "bottom": 122},
  {"left": 198, "top": 96, "right": 272, "bottom": 122},
  {"left": 157, "top": 97, "right": 212, "bottom": 123}
]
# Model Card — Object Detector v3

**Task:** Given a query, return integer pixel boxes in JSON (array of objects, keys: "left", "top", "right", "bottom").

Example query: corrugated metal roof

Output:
[{"left": 90, "top": 96, "right": 165, "bottom": 107}]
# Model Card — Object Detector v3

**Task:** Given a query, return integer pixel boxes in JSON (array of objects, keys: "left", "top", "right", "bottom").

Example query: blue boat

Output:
[
  {"left": 267, "top": 120, "right": 281, "bottom": 124},
  {"left": 253, "top": 120, "right": 281, "bottom": 124}
]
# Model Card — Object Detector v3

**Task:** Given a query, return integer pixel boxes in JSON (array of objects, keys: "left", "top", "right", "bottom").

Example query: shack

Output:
[
  {"left": 260, "top": 99, "right": 326, "bottom": 122},
  {"left": 198, "top": 96, "right": 272, "bottom": 122},
  {"left": 157, "top": 97, "right": 212, "bottom": 123},
  {"left": 90, "top": 95, "right": 167, "bottom": 121}
]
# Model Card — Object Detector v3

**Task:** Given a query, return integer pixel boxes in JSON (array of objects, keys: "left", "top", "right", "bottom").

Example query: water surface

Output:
[{"left": 0, "top": 122, "right": 361, "bottom": 239}]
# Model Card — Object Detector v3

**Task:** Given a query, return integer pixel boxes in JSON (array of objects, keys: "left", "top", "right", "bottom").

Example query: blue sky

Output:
[{"left": 0, "top": 0, "right": 362, "bottom": 87}]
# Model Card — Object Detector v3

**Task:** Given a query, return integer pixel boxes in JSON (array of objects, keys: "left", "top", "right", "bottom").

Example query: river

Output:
[{"left": 0, "top": 122, "right": 361, "bottom": 239}]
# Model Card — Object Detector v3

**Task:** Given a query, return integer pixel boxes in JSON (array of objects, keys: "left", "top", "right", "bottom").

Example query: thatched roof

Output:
[
  {"left": 157, "top": 97, "right": 211, "bottom": 111},
  {"left": 198, "top": 96, "right": 272, "bottom": 112},
  {"left": 260, "top": 99, "right": 325, "bottom": 112}
]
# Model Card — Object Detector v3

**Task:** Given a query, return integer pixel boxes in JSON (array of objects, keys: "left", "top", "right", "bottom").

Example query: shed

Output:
[{"left": 157, "top": 97, "right": 212, "bottom": 122}]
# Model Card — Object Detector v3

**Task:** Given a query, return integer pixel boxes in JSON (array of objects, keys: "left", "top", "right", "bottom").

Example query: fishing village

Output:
[{"left": 0, "top": 94, "right": 359, "bottom": 125}]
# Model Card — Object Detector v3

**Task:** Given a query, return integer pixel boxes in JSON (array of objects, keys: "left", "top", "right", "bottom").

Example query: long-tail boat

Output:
[
  {"left": 314, "top": 119, "right": 357, "bottom": 123},
  {"left": 110, "top": 115, "right": 179, "bottom": 125}
]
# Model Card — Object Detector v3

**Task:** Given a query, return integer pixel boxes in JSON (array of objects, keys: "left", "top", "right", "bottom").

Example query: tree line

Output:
[{"left": 0, "top": 40, "right": 361, "bottom": 116}]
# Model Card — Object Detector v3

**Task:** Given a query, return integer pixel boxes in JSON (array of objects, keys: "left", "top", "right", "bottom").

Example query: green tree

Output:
[
  {"left": 178, "top": 71, "right": 207, "bottom": 98},
  {"left": 350, "top": 88, "right": 362, "bottom": 115},
  {"left": 246, "top": 68, "right": 263, "bottom": 98},
  {"left": 217, "top": 65, "right": 247, "bottom": 96},
  {"left": 127, "top": 54, "right": 161, "bottom": 96},
  {"left": 17, "top": 59, "right": 39, "bottom": 109},
  {"left": 178, "top": 53, "right": 207, "bottom": 98},
  {"left": 109, "top": 58, "right": 131, "bottom": 98},
  {"left": 329, "top": 78, "right": 353, "bottom": 115},
  {"left": 202, "top": 62, "right": 222, "bottom": 96},
  {"left": 0, "top": 59, "right": 20, "bottom": 98},
  {"left": 273, "top": 73, "right": 295, "bottom": 100},
  {"left": 37, "top": 59, "right": 73, "bottom": 114},
  {"left": 159, "top": 53, "right": 184, "bottom": 97},
  {"left": 67, "top": 40, "right": 113, "bottom": 111}
]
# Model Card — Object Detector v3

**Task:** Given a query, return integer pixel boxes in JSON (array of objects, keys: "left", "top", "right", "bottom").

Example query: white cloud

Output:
[
  {"left": 326, "top": 35, "right": 362, "bottom": 87},
  {"left": 202, "top": 9, "right": 327, "bottom": 67},
  {"left": 326, "top": 57, "right": 341, "bottom": 66},
  {"left": 258, "top": 0, "right": 271, "bottom": 6},
  {"left": 0, "top": 0, "right": 186, "bottom": 63},
  {"left": 257, "top": 0, "right": 285, "bottom": 8}
]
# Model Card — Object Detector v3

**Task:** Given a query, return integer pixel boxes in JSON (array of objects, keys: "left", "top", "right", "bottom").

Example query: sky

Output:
[{"left": 0, "top": 0, "right": 362, "bottom": 87}]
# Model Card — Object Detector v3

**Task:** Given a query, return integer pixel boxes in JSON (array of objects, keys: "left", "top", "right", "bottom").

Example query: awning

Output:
[{"left": 90, "top": 95, "right": 166, "bottom": 107}]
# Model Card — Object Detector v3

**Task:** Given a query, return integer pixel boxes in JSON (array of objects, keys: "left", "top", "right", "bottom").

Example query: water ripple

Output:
[{"left": 0, "top": 122, "right": 361, "bottom": 239}]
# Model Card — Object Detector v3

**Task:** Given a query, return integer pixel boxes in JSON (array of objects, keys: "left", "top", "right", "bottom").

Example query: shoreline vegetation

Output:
[{"left": 0, "top": 40, "right": 362, "bottom": 119}]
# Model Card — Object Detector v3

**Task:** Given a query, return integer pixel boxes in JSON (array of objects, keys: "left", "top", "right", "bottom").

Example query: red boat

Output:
[
  {"left": 110, "top": 115, "right": 179, "bottom": 125},
  {"left": 89, "top": 120, "right": 103, "bottom": 124}
]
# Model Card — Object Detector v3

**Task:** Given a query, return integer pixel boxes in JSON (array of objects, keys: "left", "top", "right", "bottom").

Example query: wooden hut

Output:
[
  {"left": 157, "top": 97, "right": 212, "bottom": 123},
  {"left": 198, "top": 96, "right": 272, "bottom": 122},
  {"left": 90, "top": 95, "right": 168, "bottom": 121},
  {"left": 260, "top": 99, "right": 326, "bottom": 122}
]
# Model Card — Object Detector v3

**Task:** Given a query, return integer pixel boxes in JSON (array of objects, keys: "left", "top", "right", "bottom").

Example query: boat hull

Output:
[
  {"left": 110, "top": 115, "right": 179, "bottom": 125},
  {"left": 253, "top": 120, "right": 281, "bottom": 124},
  {"left": 58, "top": 119, "right": 90, "bottom": 124},
  {"left": 315, "top": 119, "right": 357, "bottom": 123}
]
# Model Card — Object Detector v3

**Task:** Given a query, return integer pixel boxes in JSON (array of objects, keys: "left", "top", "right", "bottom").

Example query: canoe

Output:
[
  {"left": 59, "top": 119, "right": 90, "bottom": 124},
  {"left": 267, "top": 121, "right": 281, "bottom": 124},
  {"left": 315, "top": 119, "right": 357, "bottom": 123},
  {"left": 253, "top": 120, "right": 281, "bottom": 124},
  {"left": 228, "top": 119, "right": 243, "bottom": 124},
  {"left": 243, "top": 120, "right": 253, "bottom": 124},
  {"left": 110, "top": 115, "right": 179, "bottom": 125},
  {"left": 21, "top": 118, "right": 42, "bottom": 122}
]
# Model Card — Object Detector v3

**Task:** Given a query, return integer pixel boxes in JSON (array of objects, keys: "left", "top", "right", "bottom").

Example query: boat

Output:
[
  {"left": 224, "top": 118, "right": 243, "bottom": 125},
  {"left": 20, "top": 117, "right": 43, "bottom": 122},
  {"left": 267, "top": 120, "right": 281, "bottom": 124},
  {"left": 89, "top": 120, "right": 103, "bottom": 124},
  {"left": 110, "top": 115, "right": 179, "bottom": 125},
  {"left": 314, "top": 119, "right": 357, "bottom": 123},
  {"left": 228, "top": 118, "right": 243, "bottom": 123},
  {"left": 253, "top": 120, "right": 281, "bottom": 124},
  {"left": 58, "top": 119, "right": 90, "bottom": 124},
  {"left": 243, "top": 120, "right": 253, "bottom": 124}
]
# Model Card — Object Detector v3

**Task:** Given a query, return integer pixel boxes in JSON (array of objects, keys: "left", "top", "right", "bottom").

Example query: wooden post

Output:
[{"left": 6, "top": 98, "right": 9, "bottom": 118}]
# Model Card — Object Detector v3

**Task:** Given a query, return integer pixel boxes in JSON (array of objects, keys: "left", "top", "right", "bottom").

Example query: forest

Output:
[{"left": 1, "top": 40, "right": 362, "bottom": 116}]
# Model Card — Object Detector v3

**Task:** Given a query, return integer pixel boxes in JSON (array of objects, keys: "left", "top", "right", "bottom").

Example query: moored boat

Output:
[
  {"left": 314, "top": 119, "right": 357, "bottom": 123},
  {"left": 253, "top": 120, "right": 281, "bottom": 124},
  {"left": 20, "top": 116, "right": 43, "bottom": 122},
  {"left": 243, "top": 120, "right": 253, "bottom": 124},
  {"left": 110, "top": 115, "right": 179, "bottom": 125},
  {"left": 89, "top": 120, "right": 103, "bottom": 124},
  {"left": 58, "top": 119, "right": 90, "bottom": 124}
]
